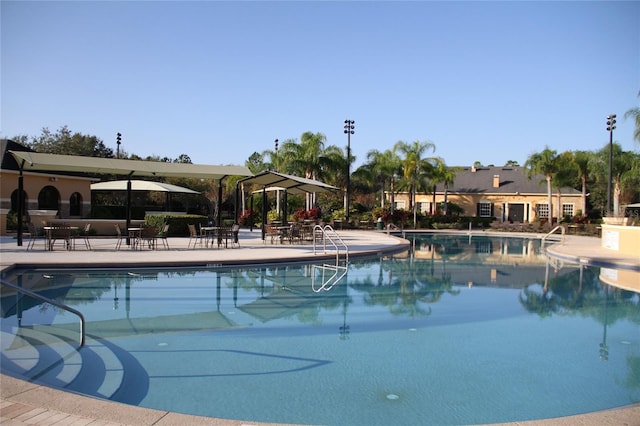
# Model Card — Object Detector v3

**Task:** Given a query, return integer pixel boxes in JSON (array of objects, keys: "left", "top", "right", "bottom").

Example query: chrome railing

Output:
[{"left": 0, "top": 278, "right": 85, "bottom": 347}]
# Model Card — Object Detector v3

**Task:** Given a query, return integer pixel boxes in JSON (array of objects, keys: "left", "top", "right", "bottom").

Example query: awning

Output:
[
  {"left": 91, "top": 180, "right": 200, "bottom": 194},
  {"left": 9, "top": 151, "right": 253, "bottom": 180},
  {"left": 238, "top": 171, "right": 338, "bottom": 193}
]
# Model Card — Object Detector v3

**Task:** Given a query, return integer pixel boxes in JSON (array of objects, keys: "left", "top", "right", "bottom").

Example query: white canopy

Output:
[{"left": 91, "top": 180, "right": 200, "bottom": 194}]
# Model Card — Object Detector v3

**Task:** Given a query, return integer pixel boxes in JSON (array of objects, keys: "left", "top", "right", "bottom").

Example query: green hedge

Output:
[{"left": 144, "top": 214, "right": 209, "bottom": 237}]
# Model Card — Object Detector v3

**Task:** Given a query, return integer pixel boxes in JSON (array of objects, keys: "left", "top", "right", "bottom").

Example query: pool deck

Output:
[{"left": 1, "top": 229, "right": 639, "bottom": 426}]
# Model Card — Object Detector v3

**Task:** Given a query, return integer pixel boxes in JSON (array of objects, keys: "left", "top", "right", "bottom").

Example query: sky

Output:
[{"left": 1, "top": 1, "right": 639, "bottom": 170}]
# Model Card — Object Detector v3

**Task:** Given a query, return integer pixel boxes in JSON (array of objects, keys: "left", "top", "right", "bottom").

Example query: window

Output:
[
  {"left": 418, "top": 202, "right": 430, "bottom": 213},
  {"left": 394, "top": 200, "right": 406, "bottom": 210},
  {"left": 562, "top": 204, "right": 574, "bottom": 217},
  {"left": 478, "top": 202, "right": 492, "bottom": 217},
  {"left": 536, "top": 203, "right": 549, "bottom": 218}
]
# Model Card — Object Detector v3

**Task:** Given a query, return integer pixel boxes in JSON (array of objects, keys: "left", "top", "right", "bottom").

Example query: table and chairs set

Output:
[
  {"left": 188, "top": 224, "right": 240, "bottom": 249},
  {"left": 27, "top": 222, "right": 90, "bottom": 251},
  {"left": 264, "top": 222, "right": 318, "bottom": 245}
]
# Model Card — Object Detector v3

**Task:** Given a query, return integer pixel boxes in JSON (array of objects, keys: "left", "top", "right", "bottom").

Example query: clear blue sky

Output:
[{"left": 2, "top": 1, "right": 639, "bottom": 169}]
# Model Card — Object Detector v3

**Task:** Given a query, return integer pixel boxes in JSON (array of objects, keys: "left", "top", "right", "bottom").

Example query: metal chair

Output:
[
  {"left": 114, "top": 224, "right": 126, "bottom": 250},
  {"left": 75, "top": 223, "right": 92, "bottom": 250},
  {"left": 187, "top": 224, "right": 203, "bottom": 248}
]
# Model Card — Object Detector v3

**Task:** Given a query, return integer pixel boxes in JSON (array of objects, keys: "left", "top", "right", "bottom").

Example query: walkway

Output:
[{"left": 1, "top": 229, "right": 638, "bottom": 426}]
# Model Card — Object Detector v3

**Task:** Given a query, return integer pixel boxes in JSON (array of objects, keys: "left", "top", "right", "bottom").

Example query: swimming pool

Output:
[{"left": 1, "top": 234, "right": 639, "bottom": 425}]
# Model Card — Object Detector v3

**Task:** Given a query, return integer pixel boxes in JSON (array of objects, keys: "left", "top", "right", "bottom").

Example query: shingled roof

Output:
[{"left": 435, "top": 166, "right": 581, "bottom": 195}]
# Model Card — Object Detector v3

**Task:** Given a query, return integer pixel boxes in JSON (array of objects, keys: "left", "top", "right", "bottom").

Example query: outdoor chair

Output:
[
  {"left": 49, "top": 226, "right": 74, "bottom": 251},
  {"left": 227, "top": 224, "right": 240, "bottom": 248},
  {"left": 140, "top": 226, "right": 158, "bottom": 250},
  {"left": 26, "top": 222, "right": 46, "bottom": 250},
  {"left": 187, "top": 224, "right": 204, "bottom": 248},
  {"left": 265, "top": 225, "right": 279, "bottom": 244},
  {"left": 114, "top": 224, "right": 126, "bottom": 250},
  {"left": 75, "top": 223, "right": 92, "bottom": 250},
  {"left": 157, "top": 223, "right": 170, "bottom": 249}
]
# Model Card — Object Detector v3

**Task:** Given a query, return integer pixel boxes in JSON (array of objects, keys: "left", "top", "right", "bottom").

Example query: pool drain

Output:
[{"left": 386, "top": 394, "right": 399, "bottom": 400}]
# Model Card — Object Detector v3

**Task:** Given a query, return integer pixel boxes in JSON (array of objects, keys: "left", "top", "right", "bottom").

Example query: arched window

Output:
[
  {"left": 38, "top": 185, "right": 60, "bottom": 211},
  {"left": 70, "top": 192, "right": 82, "bottom": 216}
]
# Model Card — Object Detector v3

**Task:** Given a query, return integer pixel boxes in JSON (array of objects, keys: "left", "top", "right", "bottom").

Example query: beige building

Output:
[
  {"left": 392, "top": 166, "right": 583, "bottom": 223},
  {"left": 1, "top": 140, "right": 94, "bottom": 229}
]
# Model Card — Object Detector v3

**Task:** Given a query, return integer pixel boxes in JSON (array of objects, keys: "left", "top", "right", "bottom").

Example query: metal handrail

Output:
[
  {"left": 313, "top": 225, "right": 349, "bottom": 263},
  {"left": 541, "top": 224, "right": 565, "bottom": 245},
  {"left": 0, "top": 278, "right": 85, "bottom": 347}
]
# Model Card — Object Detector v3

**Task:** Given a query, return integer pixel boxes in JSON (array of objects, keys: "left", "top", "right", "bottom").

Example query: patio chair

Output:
[
  {"left": 187, "top": 224, "right": 203, "bottom": 248},
  {"left": 114, "top": 224, "right": 126, "bottom": 250},
  {"left": 140, "top": 226, "right": 158, "bottom": 250},
  {"left": 157, "top": 223, "right": 170, "bottom": 249},
  {"left": 26, "top": 222, "right": 46, "bottom": 250},
  {"left": 49, "top": 226, "right": 74, "bottom": 251},
  {"left": 228, "top": 224, "right": 240, "bottom": 248},
  {"left": 75, "top": 223, "right": 92, "bottom": 250}
]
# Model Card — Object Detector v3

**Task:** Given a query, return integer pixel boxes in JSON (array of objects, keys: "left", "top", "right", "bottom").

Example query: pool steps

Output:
[{"left": 1, "top": 325, "right": 128, "bottom": 400}]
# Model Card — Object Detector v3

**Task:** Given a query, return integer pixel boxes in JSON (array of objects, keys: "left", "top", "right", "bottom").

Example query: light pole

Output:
[
  {"left": 606, "top": 114, "right": 616, "bottom": 216},
  {"left": 116, "top": 133, "right": 122, "bottom": 159},
  {"left": 344, "top": 119, "right": 355, "bottom": 224}
]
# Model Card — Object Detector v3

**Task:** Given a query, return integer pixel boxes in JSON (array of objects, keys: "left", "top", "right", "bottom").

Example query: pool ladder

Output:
[{"left": 311, "top": 225, "right": 349, "bottom": 292}]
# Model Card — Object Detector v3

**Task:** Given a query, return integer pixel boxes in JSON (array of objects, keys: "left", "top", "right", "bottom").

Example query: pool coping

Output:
[{"left": 1, "top": 229, "right": 639, "bottom": 425}]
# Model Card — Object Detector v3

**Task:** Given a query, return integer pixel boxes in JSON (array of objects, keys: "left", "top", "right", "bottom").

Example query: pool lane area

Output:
[{"left": 1, "top": 230, "right": 639, "bottom": 425}]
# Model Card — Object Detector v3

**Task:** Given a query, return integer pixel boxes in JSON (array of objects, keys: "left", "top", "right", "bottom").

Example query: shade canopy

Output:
[
  {"left": 91, "top": 180, "right": 200, "bottom": 194},
  {"left": 9, "top": 150, "right": 253, "bottom": 180},
  {"left": 238, "top": 171, "right": 338, "bottom": 193},
  {"left": 251, "top": 186, "right": 309, "bottom": 196}
]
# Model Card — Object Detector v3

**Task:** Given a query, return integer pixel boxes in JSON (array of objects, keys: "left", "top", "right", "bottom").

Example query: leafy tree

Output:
[{"left": 26, "top": 125, "right": 114, "bottom": 157}]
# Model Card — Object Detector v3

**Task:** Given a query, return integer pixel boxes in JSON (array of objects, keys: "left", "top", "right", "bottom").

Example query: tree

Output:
[
  {"left": 27, "top": 126, "right": 114, "bottom": 157},
  {"left": 434, "top": 161, "right": 458, "bottom": 216},
  {"left": 525, "top": 147, "right": 558, "bottom": 226},
  {"left": 393, "top": 140, "right": 438, "bottom": 228},
  {"left": 572, "top": 150, "right": 592, "bottom": 216},
  {"left": 624, "top": 91, "right": 640, "bottom": 145}
]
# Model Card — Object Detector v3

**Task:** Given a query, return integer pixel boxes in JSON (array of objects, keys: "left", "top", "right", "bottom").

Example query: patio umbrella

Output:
[
  {"left": 91, "top": 180, "right": 200, "bottom": 194},
  {"left": 91, "top": 180, "right": 200, "bottom": 214}
]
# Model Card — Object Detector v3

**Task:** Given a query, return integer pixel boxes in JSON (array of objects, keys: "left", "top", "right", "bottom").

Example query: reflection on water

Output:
[{"left": 1, "top": 233, "right": 639, "bottom": 425}]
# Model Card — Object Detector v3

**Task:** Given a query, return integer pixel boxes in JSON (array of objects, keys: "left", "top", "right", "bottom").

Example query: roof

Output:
[
  {"left": 238, "top": 171, "right": 339, "bottom": 194},
  {"left": 436, "top": 166, "right": 581, "bottom": 195},
  {"left": 8, "top": 150, "right": 253, "bottom": 180}
]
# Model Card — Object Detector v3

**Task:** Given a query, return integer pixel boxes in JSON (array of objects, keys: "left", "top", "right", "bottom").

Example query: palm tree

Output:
[
  {"left": 572, "top": 150, "right": 592, "bottom": 217},
  {"left": 434, "top": 161, "right": 458, "bottom": 216},
  {"left": 393, "top": 140, "right": 438, "bottom": 228},
  {"left": 365, "top": 148, "right": 402, "bottom": 210},
  {"left": 525, "top": 147, "right": 558, "bottom": 226},
  {"left": 280, "top": 132, "right": 327, "bottom": 210},
  {"left": 624, "top": 91, "right": 640, "bottom": 145},
  {"left": 553, "top": 151, "right": 578, "bottom": 221}
]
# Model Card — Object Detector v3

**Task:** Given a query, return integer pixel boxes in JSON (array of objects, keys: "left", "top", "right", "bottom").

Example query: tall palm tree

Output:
[
  {"left": 624, "top": 91, "right": 640, "bottom": 145},
  {"left": 525, "top": 147, "right": 558, "bottom": 226},
  {"left": 434, "top": 160, "right": 458, "bottom": 216},
  {"left": 572, "top": 150, "right": 592, "bottom": 217},
  {"left": 553, "top": 151, "right": 578, "bottom": 221},
  {"left": 365, "top": 148, "right": 402, "bottom": 209},
  {"left": 393, "top": 140, "right": 437, "bottom": 228},
  {"left": 281, "top": 132, "right": 327, "bottom": 210}
]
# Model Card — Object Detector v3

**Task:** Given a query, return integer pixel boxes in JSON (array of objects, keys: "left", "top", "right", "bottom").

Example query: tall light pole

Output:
[
  {"left": 344, "top": 119, "right": 355, "bottom": 224},
  {"left": 606, "top": 114, "right": 616, "bottom": 216},
  {"left": 116, "top": 132, "right": 122, "bottom": 159}
]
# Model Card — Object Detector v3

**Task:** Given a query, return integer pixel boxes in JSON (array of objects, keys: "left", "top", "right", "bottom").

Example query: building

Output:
[
  {"left": 1, "top": 140, "right": 95, "bottom": 234},
  {"left": 392, "top": 166, "right": 583, "bottom": 223}
]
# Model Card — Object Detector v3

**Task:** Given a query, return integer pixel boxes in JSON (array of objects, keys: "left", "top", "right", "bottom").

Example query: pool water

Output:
[{"left": 1, "top": 234, "right": 639, "bottom": 425}]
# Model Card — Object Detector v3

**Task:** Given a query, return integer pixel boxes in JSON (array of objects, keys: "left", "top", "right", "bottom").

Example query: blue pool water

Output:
[{"left": 1, "top": 234, "right": 639, "bottom": 425}]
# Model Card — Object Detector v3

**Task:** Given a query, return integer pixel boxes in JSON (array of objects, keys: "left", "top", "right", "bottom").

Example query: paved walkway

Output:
[{"left": 1, "top": 229, "right": 638, "bottom": 426}]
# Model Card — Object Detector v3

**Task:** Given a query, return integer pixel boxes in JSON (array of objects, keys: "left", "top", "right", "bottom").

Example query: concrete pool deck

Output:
[{"left": 1, "top": 229, "right": 639, "bottom": 426}]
